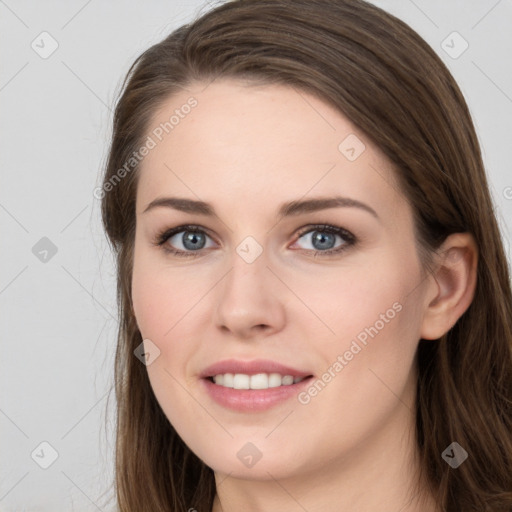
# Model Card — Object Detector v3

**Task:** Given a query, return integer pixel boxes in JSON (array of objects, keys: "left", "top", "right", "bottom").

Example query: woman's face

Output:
[{"left": 132, "top": 79, "right": 431, "bottom": 480}]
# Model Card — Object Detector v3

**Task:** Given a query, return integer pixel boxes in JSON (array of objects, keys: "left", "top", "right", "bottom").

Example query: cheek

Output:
[
  {"left": 131, "top": 251, "right": 205, "bottom": 387},
  {"left": 290, "top": 250, "right": 418, "bottom": 352},
  {"left": 132, "top": 276, "right": 165, "bottom": 340},
  {"left": 131, "top": 248, "right": 199, "bottom": 340},
  {"left": 286, "top": 280, "right": 422, "bottom": 467},
  {"left": 131, "top": 259, "right": 202, "bottom": 434},
  {"left": 311, "top": 252, "right": 423, "bottom": 417},
  {"left": 131, "top": 268, "right": 202, "bottom": 397}
]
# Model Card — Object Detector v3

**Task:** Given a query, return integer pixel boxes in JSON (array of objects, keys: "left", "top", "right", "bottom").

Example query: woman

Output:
[{"left": 99, "top": 0, "right": 512, "bottom": 510}]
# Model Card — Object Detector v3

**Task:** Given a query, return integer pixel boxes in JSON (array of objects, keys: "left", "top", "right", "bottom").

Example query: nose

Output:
[{"left": 213, "top": 245, "right": 286, "bottom": 340}]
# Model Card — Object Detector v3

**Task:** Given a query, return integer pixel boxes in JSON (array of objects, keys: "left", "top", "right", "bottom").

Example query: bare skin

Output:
[{"left": 131, "top": 79, "right": 477, "bottom": 512}]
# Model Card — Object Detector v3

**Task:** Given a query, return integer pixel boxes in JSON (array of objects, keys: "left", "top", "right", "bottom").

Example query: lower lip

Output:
[{"left": 201, "top": 376, "right": 314, "bottom": 412}]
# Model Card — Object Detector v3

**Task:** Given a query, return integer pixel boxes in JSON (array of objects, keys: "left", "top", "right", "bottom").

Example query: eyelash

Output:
[{"left": 152, "top": 223, "right": 357, "bottom": 258}]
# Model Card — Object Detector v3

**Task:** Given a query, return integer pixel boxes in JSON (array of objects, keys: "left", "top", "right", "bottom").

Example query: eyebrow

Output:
[{"left": 142, "top": 195, "right": 380, "bottom": 220}]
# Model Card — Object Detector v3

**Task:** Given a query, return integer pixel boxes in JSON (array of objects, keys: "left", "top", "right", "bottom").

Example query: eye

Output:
[
  {"left": 154, "top": 225, "right": 216, "bottom": 257},
  {"left": 291, "top": 224, "right": 356, "bottom": 256},
  {"left": 153, "top": 223, "right": 356, "bottom": 258}
]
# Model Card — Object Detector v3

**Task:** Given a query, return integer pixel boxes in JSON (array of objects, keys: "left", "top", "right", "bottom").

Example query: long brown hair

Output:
[{"left": 100, "top": 1, "right": 512, "bottom": 510}]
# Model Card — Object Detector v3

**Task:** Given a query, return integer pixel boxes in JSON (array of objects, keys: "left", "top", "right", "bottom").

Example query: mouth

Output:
[
  {"left": 204, "top": 373, "right": 314, "bottom": 390},
  {"left": 199, "top": 358, "right": 315, "bottom": 411}
]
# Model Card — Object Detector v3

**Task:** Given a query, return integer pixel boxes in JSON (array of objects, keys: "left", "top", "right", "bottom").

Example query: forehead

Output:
[{"left": 136, "top": 79, "right": 405, "bottom": 221}]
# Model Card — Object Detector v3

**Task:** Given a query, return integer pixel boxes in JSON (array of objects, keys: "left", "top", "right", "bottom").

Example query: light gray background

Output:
[{"left": 1, "top": 0, "right": 511, "bottom": 510}]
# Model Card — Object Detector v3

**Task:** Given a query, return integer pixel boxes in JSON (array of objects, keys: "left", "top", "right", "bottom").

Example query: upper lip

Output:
[{"left": 199, "top": 359, "right": 313, "bottom": 378}]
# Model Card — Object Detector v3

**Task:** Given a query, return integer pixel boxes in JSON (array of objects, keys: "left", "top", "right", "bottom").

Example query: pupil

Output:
[
  {"left": 313, "top": 231, "right": 335, "bottom": 250},
  {"left": 183, "top": 232, "right": 205, "bottom": 250}
]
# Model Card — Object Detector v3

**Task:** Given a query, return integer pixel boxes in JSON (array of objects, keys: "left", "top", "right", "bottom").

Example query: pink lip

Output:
[
  {"left": 200, "top": 376, "right": 314, "bottom": 412},
  {"left": 199, "top": 358, "right": 312, "bottom": 379},
  {"left": 198, "top": 358, "right": 314, "bottom": 413}
]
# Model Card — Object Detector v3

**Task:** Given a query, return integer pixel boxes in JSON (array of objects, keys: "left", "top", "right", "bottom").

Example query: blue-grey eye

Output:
[
  {"left": 168, "top": 230, "right": 215, "bottom": 251},
  {"left": 295, "top": 229, "right": 347, "bottom": 251}
]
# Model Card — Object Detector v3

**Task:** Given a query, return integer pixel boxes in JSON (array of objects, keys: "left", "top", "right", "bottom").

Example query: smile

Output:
[{"left": 209, "top": 372, "right": 308, "bottom": 389}]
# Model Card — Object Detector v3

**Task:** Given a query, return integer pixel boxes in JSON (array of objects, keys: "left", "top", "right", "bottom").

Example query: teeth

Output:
[
  {"left": 268, "top": 373, "right": 281, "bottom": 388},
  {"left": 282, "top": 375, "right": 294, "bottom": 385},
  {"left": 233, "top": 374, "right": 250, "bottom": 389},
  {"left": 249, "top": 373, "right": 267, "bottom": 389},
  {"left": 212, "top": 373, "right": 307, "bottom": 389}
]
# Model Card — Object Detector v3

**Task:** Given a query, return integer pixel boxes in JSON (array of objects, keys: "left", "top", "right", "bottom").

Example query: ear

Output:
[{"left": 420, "top": 233, "right": 478, "bottom": 340}]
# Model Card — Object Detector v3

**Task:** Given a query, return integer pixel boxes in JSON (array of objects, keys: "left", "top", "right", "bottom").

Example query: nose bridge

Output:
[
  {"left": 234, "top": 233, "right": 266, "bottom": 268},
  {"left": 225, "top": 233, "right": 270, "bottom": 295},
  {"left": 213, "top": 233, "right": 286, "bottom": 336}
]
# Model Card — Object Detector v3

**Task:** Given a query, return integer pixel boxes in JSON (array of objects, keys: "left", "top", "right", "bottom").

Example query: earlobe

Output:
[{"left": 420, "top": 233, "right": 478, "bottom": 340}]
